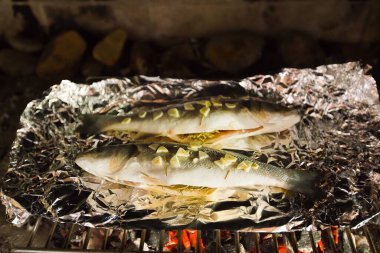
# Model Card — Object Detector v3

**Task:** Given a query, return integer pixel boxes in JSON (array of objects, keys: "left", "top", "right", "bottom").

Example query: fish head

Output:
[{"left": 75, "top": 145, "right": 138, "bottom": 175}]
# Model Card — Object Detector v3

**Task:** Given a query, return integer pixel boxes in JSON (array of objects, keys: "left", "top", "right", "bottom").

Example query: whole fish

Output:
[
  {"left": 75, "top": 143, "right": 319, "bottom": 195},
  {"left": 77, "top": 97, "right": 300, "bottom": 143}
]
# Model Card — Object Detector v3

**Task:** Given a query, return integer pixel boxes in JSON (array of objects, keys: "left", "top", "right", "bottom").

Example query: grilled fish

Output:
[
  {"left": 75, "top": 143, "right": 319, "bottom": 195},
  {"left": 77, "top": 97, "right": 300, "bottom": 143}
]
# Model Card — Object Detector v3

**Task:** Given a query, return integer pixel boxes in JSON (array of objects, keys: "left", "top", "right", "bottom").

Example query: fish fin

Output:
[
  {"left": 76, "top": 114, "right": 121, "bottom": 134},
  {"left": 287, "top": 170, "right": 322, "bottom": 197}
]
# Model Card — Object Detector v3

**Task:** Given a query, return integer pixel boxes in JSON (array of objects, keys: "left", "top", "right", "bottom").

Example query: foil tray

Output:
[{"left": 1, "top": 62, "right": 379, "bottom": 232}]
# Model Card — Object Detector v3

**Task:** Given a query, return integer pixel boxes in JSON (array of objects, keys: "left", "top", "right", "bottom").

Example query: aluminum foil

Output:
[{"left": 1, "top": 62, "right": 379, "bottom": 231}]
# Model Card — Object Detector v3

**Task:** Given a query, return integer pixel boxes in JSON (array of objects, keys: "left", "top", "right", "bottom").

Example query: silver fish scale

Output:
[
  {"left": 131, "top": 143, "right": 296, "bottom": 186},
  {"left": 125, "top": 98, "right": 243, "bottom": 120},
  {"left": 83, "top": 142, "right": 317, "bottom": 194}
]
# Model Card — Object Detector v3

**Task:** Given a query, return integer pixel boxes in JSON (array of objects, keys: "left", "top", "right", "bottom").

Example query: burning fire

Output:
[
  {"left": 165, "top": 230, "right": 205, "bottom": 252},
  {"left": 164, "top": 228, "right": 339, "bottom": 253},
  {"left": 317, "top": 226, "right": 339, "bottom": 253}
]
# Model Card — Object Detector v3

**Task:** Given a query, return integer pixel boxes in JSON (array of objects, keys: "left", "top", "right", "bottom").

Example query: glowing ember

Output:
[
  {"left": 165, "top": 230, "right": 205, "bottom": 252},
  {"left": 317, "top": 227, "right": 339, "bottom": 253}
]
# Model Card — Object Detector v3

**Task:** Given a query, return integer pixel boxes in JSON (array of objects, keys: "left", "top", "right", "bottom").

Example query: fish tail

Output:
[
  {"left": 286, "top": 170, "right": 322, "bottom": 197},
  {"left": 77, "top": 114, "right": 120, "bottom": 134}
]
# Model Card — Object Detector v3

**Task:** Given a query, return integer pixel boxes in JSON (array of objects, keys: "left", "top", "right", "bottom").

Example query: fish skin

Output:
[
  {"left": 75, "top": 143, "right": 319, "bottom": 196},
  {"left": 77, "top": 97, "right": 300, "bottom": 138}
]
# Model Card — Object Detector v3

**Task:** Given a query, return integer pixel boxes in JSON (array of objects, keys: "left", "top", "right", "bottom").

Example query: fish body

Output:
[
  {"left": 75, "top": 143, "right": 319, "bottom": 195},
  {"left": 78, "top": 98, "right": 300, "bottom": 143},
  {"left": 208, "top": 131, "right": 292, "bottom": 151}
]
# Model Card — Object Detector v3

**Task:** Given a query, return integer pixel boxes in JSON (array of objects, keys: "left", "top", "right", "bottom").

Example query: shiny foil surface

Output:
[{"left": 1, "top": 62, "right": 379, "bottom": 231}]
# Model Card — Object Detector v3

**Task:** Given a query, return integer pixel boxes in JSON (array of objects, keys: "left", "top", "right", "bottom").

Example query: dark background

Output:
[
  {"left": 0, "top": 0, "right": 379, "bottom": 244},
  {"left": 0, "top": 0, "right": 379, "bottom": 249}
]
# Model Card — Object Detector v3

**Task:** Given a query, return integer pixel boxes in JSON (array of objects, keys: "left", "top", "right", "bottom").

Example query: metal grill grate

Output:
[{"left": 8, "top": 217, "right": 378, "bottom": 253}]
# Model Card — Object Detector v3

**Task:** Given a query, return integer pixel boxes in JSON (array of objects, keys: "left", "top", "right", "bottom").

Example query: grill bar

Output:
[
  {"left": 253, "top": 232, "right": 260, "bottom": 253},
  {"left": 63, "top": 224, "right": 76, "bottom": 249},
  {"left": 83, "top": 228, "right": 91, "bottom": 250},
  {"left": 120, "top": 229, "right": 127, "bottom": 252},
  {"left": 272, "top": 233, "right": 279, "bottom": 253},
  {"left": 27, "top": 217, "right": 42, "bottom": 248},
  {"left": 158, "top": 230, "right": 165, "bottom": 252},
  {"left": 234, "top": 231, "right": 240, "bottom": 253},
  {"left": 215, "top": 229, "right": 221, "bottom": 253},
  {"left": 345, "top": 227, "right": 357, "bottom": 253},
  {"left": 139, "top": 229, "right": 147, "bottom": 252},
  {"left": 45, "top": 222, "right": 57, "bottom": 249},
  {"left": 10, "top": 218, "right": 378, "bottom": 253},
  {"left": 196, "top": 230, "right": 202, "bottom": 253},
  {"left": 290, "top": 232, "right": 299, "bottom": 253},
  {"left": 308, "top": 230, "right": 318, "bottom": 253},
  {"left": 102, "top": 229, "right": 110, "bottom": 250},
  {"left": 177, "top": 230, "right": 183, "bottom": 253},
  {"left": 363, "top": 225, "right": 377, "bottom": 253},
  {"left": 326, "top": 227, "right": 337, "bottom": 253},
  {"left": 281, "top": 232, "right": 288, "bottom": 249}
]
